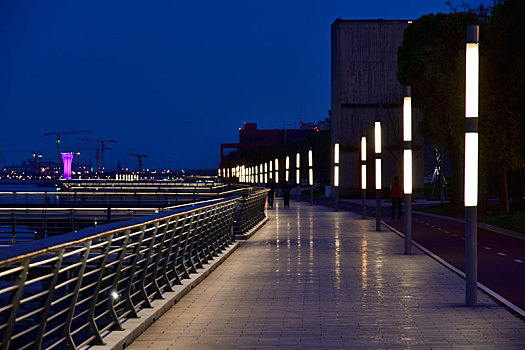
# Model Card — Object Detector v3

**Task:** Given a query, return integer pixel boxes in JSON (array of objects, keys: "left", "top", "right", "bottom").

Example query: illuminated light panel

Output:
[
  {"left": 361, "top": 164, "right": 366, "bottom": 190},
  {"left": 404, "top": 150, "right": 412, "bottom": 194},
  {"left": 361, "top": 137, "right": 366, "bottom": 161},
  {"left": 334, "top": 165, "right": 339, "bottom": 187},
  {"left": 375, "top": 159, "right": 381, "bottom": 190},
  {"left": 334, "top": 143, "right": 340, "bottom": 164},
  {"left": 309, "top": 168, "right": 313, "bottom": 186},
  {"left": 464, "top": 133, "right": 478, "bottom": 206},
  {"left": 466, "top": 43, "right": 479, "bottom": 119},
  {"left": 374, "top": 122, "right": 381, "bottom": 154},
  {"left": 403, "top": 97, "right": 412, "bottom": 141}
]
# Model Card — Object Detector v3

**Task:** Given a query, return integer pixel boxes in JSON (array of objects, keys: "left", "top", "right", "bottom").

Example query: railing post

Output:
[
  {"left": 35, "top": 249, "right": 65, "bottom": 349},
  {"left": 62, "top": 241, "right": 92, "bottom": 350},
  {"left": 2, "top": 259, "right": 29, "bottom": 350},
  {"left": 11, "top": 210, "right": 16, "bottom": 245}
]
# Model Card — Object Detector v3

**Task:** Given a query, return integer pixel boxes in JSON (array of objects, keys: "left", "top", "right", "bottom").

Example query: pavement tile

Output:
[{"left": 128, "top": 202, "right": 525, "bottom": 349}]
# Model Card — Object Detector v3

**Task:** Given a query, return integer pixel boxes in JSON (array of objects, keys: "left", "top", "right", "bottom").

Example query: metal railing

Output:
[
  {"left": 233, "top": 188, "right": 269, "bottom": 236},
  {"left": 0, "top": 196, "right": 247, "bottom": 349}
]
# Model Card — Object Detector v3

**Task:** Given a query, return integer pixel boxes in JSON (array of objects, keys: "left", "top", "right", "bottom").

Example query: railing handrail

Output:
[{"left": 0, "top": 196, "right": 239, "bottom": 266}]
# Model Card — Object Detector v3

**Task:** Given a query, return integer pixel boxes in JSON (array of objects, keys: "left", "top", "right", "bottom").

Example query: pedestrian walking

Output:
[
  {"left": 266, "top": 178, "right": 276, "bottom": 208},
  {"left": 390, "top": 175, "right": 403, "bottom": 219}
]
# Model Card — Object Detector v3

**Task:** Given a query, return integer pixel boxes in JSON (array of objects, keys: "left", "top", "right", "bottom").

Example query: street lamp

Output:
[
  {"left": 275, "top": 158, "right": 279, "bottom": 184},
  {"left": 334, "top": 141, "right": 340, "bottom": 211},
  {"left": 375, "top": 121, "right": 382, "bottom": 231},
  {"left": 465, "top": 24, "right": 479, "bottom": 307},
  {"left": 296, "top": 152, "right": 300, "bottom": 201},
  {"left": 269, "top": 161, "right": 273, "bottom": 180},
  {"left": 361, "top": 136, "right": 367, "bottom": 219},
  {"left": 404, "top": 86, "right": 413, "bottom": 255},
  {"left": 285, "top": 156, "right": 290, "bottom": 182},
  {"left": 260, "top": 164, "right": 263, "bottom": 183},
  {"left": 264, "top": 162, "right": 268, "bottom": 184},
  {"left": 309, "top": 148, "right": 313, "bottom": 206}
]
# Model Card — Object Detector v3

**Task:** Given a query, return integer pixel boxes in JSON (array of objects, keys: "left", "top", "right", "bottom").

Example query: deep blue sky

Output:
[{"left": 0, "top": 1, "right": 484, "bottom": 170}]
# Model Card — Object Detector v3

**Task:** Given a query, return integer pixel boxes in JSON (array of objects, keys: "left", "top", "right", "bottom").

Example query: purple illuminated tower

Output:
[{"left": 61, "top": 152, "right": 74, "bottom": 180}]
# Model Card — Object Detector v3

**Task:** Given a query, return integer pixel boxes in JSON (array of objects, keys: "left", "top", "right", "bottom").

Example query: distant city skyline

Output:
[{"left": 0, "top": 1, "right": 488, "bottom": 169}]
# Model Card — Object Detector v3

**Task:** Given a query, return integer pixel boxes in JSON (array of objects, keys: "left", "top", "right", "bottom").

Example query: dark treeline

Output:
[{"left": 398, "top": 0, "right": 525, "bottom": 214}]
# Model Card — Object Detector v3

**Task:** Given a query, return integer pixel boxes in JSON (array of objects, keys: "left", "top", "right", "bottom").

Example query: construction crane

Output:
[
  {"left": 44, "top": 130, "right": 90, "bottom": 163},
  {"left": 72, "top": 146, "right": 107, "bottom": 170},
  {"left": 127, "top": 153, "right": 147, "bottom": 171},
  {"left": 78, "top": 138, "right": 116, "bottom": 170}
]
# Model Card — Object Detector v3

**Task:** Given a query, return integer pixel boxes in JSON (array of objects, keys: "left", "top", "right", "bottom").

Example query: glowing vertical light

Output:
[
  {"left": 308, "top": 149, "right": 313, "bottom": 186},
  {"left": 275, "top": 158, "right": 279, "bottom": 184},
  {"left": 296, "top": 152, "right": 300, "bottom": 184},
  {"left": 285, "top": 156, "right": 290, "bottom": 182},
  {"left": 334, "top": 142, "right": 340, "bottom": 187}
]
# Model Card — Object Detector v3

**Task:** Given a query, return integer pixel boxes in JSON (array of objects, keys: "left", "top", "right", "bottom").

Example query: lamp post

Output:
[
  {"left": 275, "top": 158, "right": 279, "bottom": 184},
  {"left": 285, "top": 156, "right": 290, "bottom": 182},
  {"left": 296, "top": 152, "right": 300, "bottom": 201},
  {"left": 264, "top": 162, "right": 268, "bottom": 184},
  {"left": 269, "top": 161, "right": 273, "bottom": 181},
  {"left": 308, "top": 148, "right": 313, "bottom": 206},
  {"left": 404, "top": 86, "right": 413, "bottom": 255},
  {"left": 361, "top": 136, "right": 367, "bottom": 219},
  {"left": 465, "top": 25, "right": 479, "bottom": 307},
  {"left": 260, "top": 164, "right": 263, "bottom": 184},
  {"left": 375, "top": 121, "right": 382, "bottom": 231},
  {"left": 334, "top": 141, "right": 340, "bottom": 211}
]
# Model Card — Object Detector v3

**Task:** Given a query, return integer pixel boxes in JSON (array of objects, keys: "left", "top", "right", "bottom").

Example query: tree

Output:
[
  {"left": 480, "top": 0, "right": 525, "bottom": 214},
  {"left": 398, "top": 12, "right": 481, "bottom": 205}
]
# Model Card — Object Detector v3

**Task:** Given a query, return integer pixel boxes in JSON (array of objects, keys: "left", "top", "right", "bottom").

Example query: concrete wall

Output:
[{"left": 331, "top": 19, "right": 424, "bottom": 197}]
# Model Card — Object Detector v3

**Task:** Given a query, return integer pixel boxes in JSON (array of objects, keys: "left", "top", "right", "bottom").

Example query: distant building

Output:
[
  {"left": 220, "top": 122, "right": 320, "bottom": 169},
  {"left": 331, "top": 19, "right": 424, "bottom": 197}
]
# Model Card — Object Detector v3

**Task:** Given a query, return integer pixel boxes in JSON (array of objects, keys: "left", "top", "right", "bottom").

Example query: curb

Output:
[{"left": 235, "top": 216, "right": 269, "bottom": 240}]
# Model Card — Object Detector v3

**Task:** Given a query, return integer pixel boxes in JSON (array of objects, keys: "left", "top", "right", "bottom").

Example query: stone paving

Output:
[{"left": 128, "top": 202, "right": 525, "bottom": 349}]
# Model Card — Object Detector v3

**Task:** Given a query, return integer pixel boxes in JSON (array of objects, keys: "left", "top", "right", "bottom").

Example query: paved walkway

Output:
[{"left": 128, "top": 202, "right": 525, "bottom": 349}]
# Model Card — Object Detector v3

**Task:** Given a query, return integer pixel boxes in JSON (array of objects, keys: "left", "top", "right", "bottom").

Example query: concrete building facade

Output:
[{"left": 331, "top": 19, "right": 424, "bottom": 197}]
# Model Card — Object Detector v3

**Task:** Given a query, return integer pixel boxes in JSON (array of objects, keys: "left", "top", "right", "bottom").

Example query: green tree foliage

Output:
[
  {"left": 481, "top": 0, "right": 525, "bottom": 213},
  {"left": 398, "top": 12, "right": 480, "bottom": 205}
]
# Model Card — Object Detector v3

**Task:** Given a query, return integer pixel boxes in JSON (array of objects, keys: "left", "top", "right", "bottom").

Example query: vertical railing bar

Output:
[
  {"left": 34, "top": 249, "right": 65, "bottom": 350},
  {"left": 62, "top": 240, "right": 92, "bottom": 350},
  {"left": 86, "top": 234, "right": 114, "bottom": 346},
  {"left": 108, "top": 229, "right": 132, "bottom": 329},
  {"left": 137, "top": 222, "right": 160, "bottom": 308},
  {"left": 2, "top": 259, "right": 29, "bottom": 350},
  {"left": 122, "top": 225, "right": 147, "bottom": 316},
  {"left": 150, "top": 218, "right": 171, "bottom": 298}
]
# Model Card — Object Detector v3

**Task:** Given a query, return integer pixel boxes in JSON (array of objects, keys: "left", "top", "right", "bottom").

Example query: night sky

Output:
[{"left": 0, "top": 1, "right": 485, "bottom": 170}]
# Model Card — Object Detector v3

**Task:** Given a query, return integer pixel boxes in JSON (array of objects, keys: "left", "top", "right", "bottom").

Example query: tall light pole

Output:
[
  {"left": 465, "top": 24, "right": 479, "bottom": 307},
  {"left": 404, "top": 86, "right": 413, "bottom": 255},
  {"left": 334, "top": 141, "right": 340, "bottom": 211},
  {"left": 264, "top": 162, "right": 268, "bottom": 184},
  {"left": 275, "top": 158, "right": 279, "bottom": 184},
  {"left": 260, "top": 164, "right": 263, "bottom": 184},
  {"left": 375, "top": 121, "right": 382, "bottom": 231},
  {"left": 296, "top": 152, "right": 300, "bottom": 201},
  {"left": 361, "top": 136, "right": 367, "bottom": 219},
  {"left": 285, "top": 156, "right": 290, "bottom": 182},
  {"left": 269, "top": 161, "right": 273, "bottom": 181},
  {"left": 309, "top": 148, "right": 313, "bottom": 206}
]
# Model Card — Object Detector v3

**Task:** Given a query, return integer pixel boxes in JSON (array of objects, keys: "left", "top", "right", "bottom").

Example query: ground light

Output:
[
  {"left": 465, "top": 24, "right": 479, "bottom": 307},
  {"left": 296, "top": 152, "right": 300, "bottom": 201},
  {"left": 375, "top": 121, "right": 382, "bottom": 231},
  {"left": 361, "top": 136, "right": 367, "bottom": 219},
  {"left": 404, "top": 86, "right": 413, "bottom": 254},
  {"left": 334, "top": 141, "right": 340, "bottom": 211},
  {"left": 308, "top": 148, "right": 313, "bottom": 206}
]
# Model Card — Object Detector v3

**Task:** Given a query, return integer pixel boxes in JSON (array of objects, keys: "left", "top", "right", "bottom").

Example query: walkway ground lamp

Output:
[
  {"left": 275, "top": 158, "right": 279, "bottom": 184},
  {"left": 285, "top": 156, "right": 290, "bottom": 182},
  {"left": 375, "top": 121, "right": 382, "bottom": 231},
  {"left": 61, "top": 152, "right": 73, "bottom": 180},
  {"left": 361, "top": 136, "right": 367, "bottom": 219},
  {"left": 296, "top": 152, "right": 301, "bottom": 201},
  {"left": 404, "top": 86, "right": 413, "bottom": 255},
  {"left": 309, "top": 148, "right": 313, "bottom": 206},
  {"left": 334, "top": 141, "right": 340, "bottom": 211},
  {"left": 465, "top": 25, "right": 479, "bottom": 307}
]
